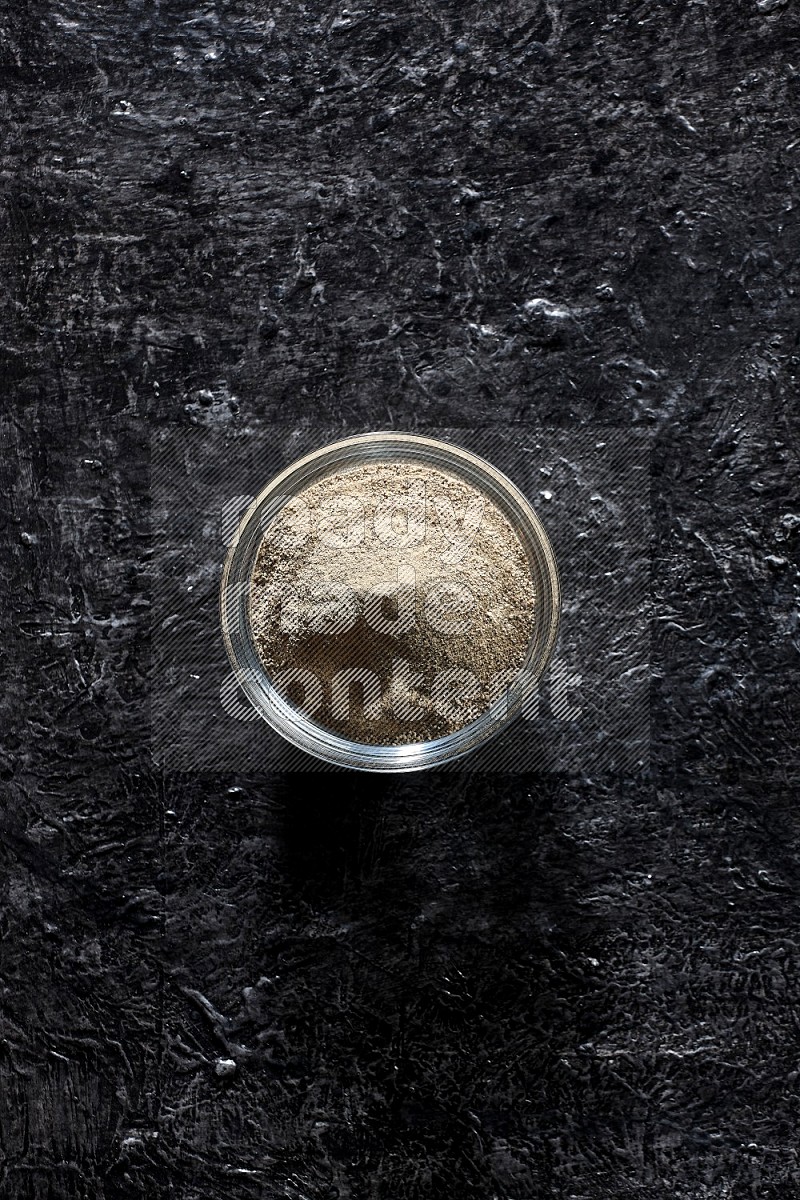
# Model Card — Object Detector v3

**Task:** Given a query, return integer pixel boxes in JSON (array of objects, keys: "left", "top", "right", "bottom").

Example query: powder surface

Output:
[{"left": 249, "top": 460, "right": 535, "bottom": 744}]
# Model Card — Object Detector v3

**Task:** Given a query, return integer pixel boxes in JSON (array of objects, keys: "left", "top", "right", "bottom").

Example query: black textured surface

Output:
[{"left": 2, "top": 2, "right": 800, "bottom": 1198}]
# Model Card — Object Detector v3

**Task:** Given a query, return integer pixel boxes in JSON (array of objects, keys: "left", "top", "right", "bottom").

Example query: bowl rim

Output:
[{"left": 219, "top": 430, "right": 561, "bottom": 772}]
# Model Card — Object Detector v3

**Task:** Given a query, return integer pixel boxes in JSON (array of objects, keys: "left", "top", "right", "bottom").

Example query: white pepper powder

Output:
[{"left": 249, "top": 460, "right": 535, "bottom": 744}]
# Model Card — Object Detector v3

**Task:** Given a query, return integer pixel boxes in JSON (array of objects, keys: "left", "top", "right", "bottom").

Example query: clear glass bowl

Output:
[{"left": 220, "top": 432, "right": 561, "bottom": 772}]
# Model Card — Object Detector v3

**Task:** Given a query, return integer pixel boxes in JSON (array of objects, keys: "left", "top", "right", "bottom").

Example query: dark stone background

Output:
[{"left": 1, "top": 1, "right": 799, "bottom": 1197}]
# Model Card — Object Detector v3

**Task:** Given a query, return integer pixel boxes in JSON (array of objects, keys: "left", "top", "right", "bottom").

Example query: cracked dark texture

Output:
[{"left": 1, "top": 1, "right": 799, "bottom": 1198}]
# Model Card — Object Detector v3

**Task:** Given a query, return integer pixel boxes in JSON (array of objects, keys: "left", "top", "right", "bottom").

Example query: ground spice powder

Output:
[{"left": 249, "top": 460, "right": 535, "bottom": 744}]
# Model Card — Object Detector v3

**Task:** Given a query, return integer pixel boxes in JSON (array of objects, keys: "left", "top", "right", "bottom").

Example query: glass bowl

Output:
[{"left": 220, "top": 432, "right": 560, "bottom": 772}]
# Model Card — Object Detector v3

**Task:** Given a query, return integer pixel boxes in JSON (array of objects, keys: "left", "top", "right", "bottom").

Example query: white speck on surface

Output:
[{"left": 523, "top": 297, "right": 571, "bottom": 319}]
